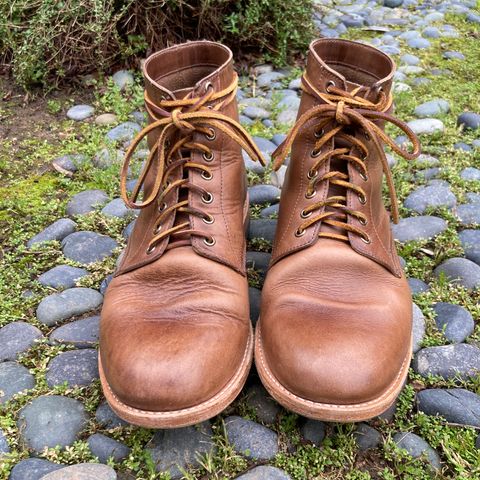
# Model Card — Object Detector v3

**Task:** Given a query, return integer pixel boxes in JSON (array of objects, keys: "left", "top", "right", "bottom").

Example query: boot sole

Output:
[
  {"left": 99, "top": 326, "right": 253, "bottom": 428},
  {"left": 254, "top": 321, "right": 412, "bottom": 422}
]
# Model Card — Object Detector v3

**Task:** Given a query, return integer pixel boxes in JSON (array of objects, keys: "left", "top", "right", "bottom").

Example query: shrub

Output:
[{"left": 0, "top": 0, "right": 314, "bottom": 89}]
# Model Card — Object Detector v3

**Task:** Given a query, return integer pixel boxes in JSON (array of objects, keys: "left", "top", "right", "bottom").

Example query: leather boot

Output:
[
  {"left": 255, "top": 39, "right": 420, "bottom": 422},
  {"left": 99, "top": 41, "right": 264, "bottom": 428}
]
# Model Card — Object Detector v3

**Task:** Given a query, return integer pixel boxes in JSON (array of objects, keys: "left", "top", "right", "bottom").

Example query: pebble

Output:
[
  {"left": 93, "top": 148, "right": 124, "bottom": 169},
  {"left": 123, "top": 220, "right": 136, "bottom": 239},
  {"left": 414, "top": 99, "right": 450, "bottom": 117},
  {"left": 146, "top": 422, "right": 215, "bottom": 479},
  {"left": 256, "top": 72, "right": 285, "bottom": 88},
  {"left": 261, "top": 204, "right": 280, "bottom": 218},
  {"left": 50, "top": 315, "right": 100, "bottom": 348},
  {"left": 247, "top": 251, "right": 271, "bottom": 279},
  {"left": 416, "top": 154, "right": 440, "bottom": 166},
  {"left": 95, "top": 401, "right": 128, "bottom": 428},
  {"left": 248, "top": 219, "right": 277, "bottom": 243},
  {"left": 412, "top": 303, "right": 426, "bottom": 353},
  {"left": 243, "top": 106, "right": 270, "bottom": 119},
  {"left": 62, "top": 231, "right": 118, "bottom": 264},
  {"left": 460, "top": 167, "right": 480, "bottom": 181},
  {"left": 454, "top": 142, "right": 473, "bottom": 152},
  {"left": 66, "top": 190, "right": 110, "bottom": 216},
  {"left": 36, "top": 287, "right": 103, "bottom": 326},
  {"left": 101, "top": 198, "right": 134, "bottom": 219},
  {"left": 354, "top": 423, "right": 382, "bottom": 450},
  {"left": 457, "top": 112, "right": 480, "bottom": 130},
  {"left": 401, "top": 53, "right": 420, "bottom": 65},
  {"left": 443, "top": 51, "right": 465, "bottom": 60},
  {"left": 434, "top": 257, "right": 480, "bottom": 290},
  {"left": 0, "top": 429, "right": 9, "bottom": 455},
  {"left": 301, "top": 419, "right": 326, "bottom": 445},
  {"left": 9, "top": 458, "right": 64, "bottom": 480},
  {"left": 112, "top": 70, "right": 134, "bottom": 90},
  {"left": 245, "top": 384, "right": 281, "bottom": 424},
  {"left": 41, "top": 463, "right": 117, "bottom": 480},
  {"left": 52, "top": 154, "right": 88, "bottom": 174},
  {"left": 87, "top": 433, "right": 131, "bottom": 463},
  {"left": 38, "top": 265, "right": 88, "bottom": 289},
  {"left": 289, "top": 78, "right": 301, "bottom": 90},
  {"left": 384, "top": 0, "right": 403, "bottom": 7},
  {"left": 270, "top": 165, "right": 287, "bottom": 188},
  {"left": 46, "top": 348, "right": 99, "bottom": 387},
  {"left": 393, "top": 432, "right": 441, "bottom": 470},
  {"left": 422, "top": 26, "right": 441, "bottom": 38},
  {"left": 408, "top": 278, "right": 429, "bottom": 294},
  {"left": 0, "top": 321, "right": 43, "bottom": 360},
  {"left": 67, "top": 105, "right": 94, "bottom": 121},
  {"left": 432, "top": 302, "right": 474, "bottom": 343},
  {"left": 0, "top": 361, "right": 35, "bottom": 403},
  {"left": 391, "top": 216, "right": 447, "bottom": 242},
  {"left": 17, "top": 395, "right": 88, "bottom": 452},
  {"left": 249, "top": 287, "right": 261, "bottom": 325},
  {"left": 456, "top": 204, "right": 480, "bottom": 225},
  {"left": 404, "top": 184, "right": 456, "bottom": 214},
  {"left": 248, "top": 185, "right": 281, "bottom": 205},
  {"left": 105, "top": 121, "right": 141, "bottom": 143},
  {"left": 236, "top": 466, "right": 292, "bottom": 479},
  {"left": 27, "top": 218, "right": 77, "bottom": 247},
  {"left": 407, "top": 37, "right": 431, "bottom": 49},
  {"left": 407, "top": 118, "right": 444, "bottom": 135},
  {"left": 413, "top": 343, "right": 480, "bottom": 380},
  {"left": 417, "top": 388, "right": 480, "bottom": 427},
  {"left": 272, "top": 133, "right": 286, "bottom": 146},
  {"left": 225, "top": 416, "right": 278, "bottom": 460},
  {"left": 459, "top": 230, "right": 480, "bottom": 265},
  {"left": 95, "top": 113, "right": 118, "bottom": 125}
]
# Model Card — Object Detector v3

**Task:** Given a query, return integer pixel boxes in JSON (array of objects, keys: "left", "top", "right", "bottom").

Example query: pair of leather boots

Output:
[{"left": 99, "top": 38, "right": 420, "bottom": 428}]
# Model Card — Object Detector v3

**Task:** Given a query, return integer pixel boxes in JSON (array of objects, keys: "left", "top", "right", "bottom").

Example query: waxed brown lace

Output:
[
  {"left": 120, "top": 74, "right": 265, "bottom": 252},
  {"left": 272, "top": 75, "right": 421, "bottom": 243}
]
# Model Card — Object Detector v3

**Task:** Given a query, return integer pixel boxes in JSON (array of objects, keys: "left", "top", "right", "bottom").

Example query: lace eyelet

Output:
[
  {"left": 301, "top": 209, "right": 312, "bottom": 219},
  {"left": 314, "top": 128, "right": 324, "bottom": 139},
  {"left": 295, "top": 228, "right": 306, "bottom": 237},
  {"left": 311, "top": 148, "right": 321, "bottom": 158},
  {"left": 203, "top": 151, "right": 214, "bottom": 162},
  {"left": 359, "top": 217, "right": 368, "bottom": 226},
  {"left": 146, "top": 245, "right": 156, "bottom": 255},
  {"left": 361, "top": 235, "right": 371, "bottom": 244},
  {"left": 204, "top": 81, "right": 213, "bottom": 93},
  {"left": 359, "top": 172, "right": 369, "bottom": 182},
  {"left": 205, "top": 128, "right": 216, "bottom": 141},
  {"left": 203, "top": 215, "right": 215, "bottom": 224},
  {"left": 307, "top": 169, "right": 318, "bottom": 179},
  {"left": 305, "top": 190, "right": 316, "bottom": 199},
  {"left": 158, "top": 202, "right": 167, "bottom": 212},
  {"left": 202, "top": 192, "right": 214, "bottom": 204},
  {"left": 204, "top": 236, "right": 216, "bottom": 246},
  {"left": 153, "top": 224, "right": 162, "bottom": 234},
  {"left": 358, "top": 193, "right": 367, "bottom": 205},
  {"left": 326, "top": 80, "right": 336, "bottom": 92},
  {"left": 201, "top": 170, "right": 213, "bottom": 180},
  {"left": 364, "top": 131, "right": 370, "bottom": 141}
]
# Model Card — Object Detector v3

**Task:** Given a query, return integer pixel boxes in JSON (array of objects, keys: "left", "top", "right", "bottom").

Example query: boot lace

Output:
[
  {"left": 272, "top": 75, "right": 421, "bottom": 243},
  {"left": 120, "top": 75, "right": 265, "bottom": 253}
]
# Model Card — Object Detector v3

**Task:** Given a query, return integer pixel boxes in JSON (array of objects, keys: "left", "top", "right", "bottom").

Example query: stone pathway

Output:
[{"left": 1, "top": 0, "right": 480, "bottom": 478}]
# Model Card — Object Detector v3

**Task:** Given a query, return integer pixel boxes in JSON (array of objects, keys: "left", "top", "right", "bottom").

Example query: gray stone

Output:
[
  {"left": 225, "top": 416, "right": 278, "bottom": 460},
  {"left": 458, "top": 112, "right": 480, "bottom": 130},
  {"left": 95, "top": 113, "right": 118, "bottom": 125},
  {"left": 289, "top": 78, "right": 301, "bottom": 90},
  {"left": 459, "top": 230, "right": 480, "bottom": 265},
  {"left": 101, "top": 198, "right": 134, "bottom": 219},
  {"left": 245, "top": 384, "right": 281, "bottom": 424},
  {"left": 415, "top": 167, "right": 441, "bottom": 181},
  {"left": 467, "top": 11, "right": 480, "bottom": 23},
  {"left": 112, "top": 70, "right": 134, "bottom": 90},
  {"left": 123, "top": 220, "right": 136, "bottom": 239},
  {"left": 248, "top": 219, "right": 277, "bottom": 242},
  {"left": 0, "top": 429, "right": 9, "bottom": 455},
  {"left": 443, "top": 51, "right": 465, "bottom": 60},
  {"left": 249, "top": 287, "right": 261, "bottom": 326},
  {"left": 243, "top": 106, "right": 270, "bottom": 120},
  {"left": 240, "top": 115, "right": 253, "bottom": 126},
  {"left": 417, "top": 388, "right": 480, "bottom": 427},
  {"left": 413, "top": 303, "right": 426, "bottom": 353},
  {"left": 460, "top": 167, "right": 480, "bottom": 181},
  {"left": 270, "top": 165, "right": 287, "bottom": 188},
  {"left": 87, "top": 433, "right": 131, "bottom": 463},
  {"left": 66, "top": 190, "right": 109, "bottom": 216},
  {"left": 236, "top": 466, "right": 291, "bottom": 479},
  {"left": 407, "top": 118, "right": 444, "bottom": 135},
  {"left": 423, "top": 26, "right": 441, "bottom": 38},
  {"left": 256, "top": 72, "right": 285, "bottom": 88},
  {"left": 393, "top": 432, "right": 441, "bottom": 470},
  {"left": 52, "top": 154, "right": 87, "bottom": 174},
  {"left": 17, "top": 395, "right": 88, "bottom": 452},
  {"left": 41, "top": 463, "right": 117, "bottom": 480},
  {"left": 454, "top": 142, "right": 473, "bottom": 152},
  {"left": 416, "top": 154, "right": 440, "bottom": 166},
  {"left": 100, "top": 274, "right": 112, "bottom": 293},
  {"left": 408, "top": 278, "right": 429, "bottom": 294},
  {"left": 46, "top": 349, "right": 99, "bottom": 387},
  {"left": 457, "top": 204, "right": 480, "bottom": 225},
  {"left": 10, "top": 458, "right": 64, "bottom": 480},
  {"left": 466, "top": 192, "right": 480, "bottom": 203},
  {"left": 404, "top": 184, "right": 456, "bottom": 214},
  {"left": 67, "top": 105, "right": 94, "bottom": 121},
  {"left": 300, "top": 419, "right": 325, "bottom": 446},
  {"left": 354, "top": 423, "right": 382, "bottom": 450},
  {"left": 384, "top": 0, "right": 403, "bottom": 7},
  {"left": 0, "top": 361, "right": 35, "bottom": 404},
  {"left": 277, "top": 95, "right": 300, "bottom": 111},
  {"left": 433, "top": 302, "right": 474, "bottom": 343},
  {"left": 62, "top": 231, "right": 118, "bottom": 264},
  {"left": 260, "top": 204, "right": 280, "bottom": 218},
  {"left": 414, "top": 99, "right": 450, "bottom": 117},
  {"left": 413, "top": 343, "right": 480, "bottom": 380},
  {"left": 407, "top": 38, "right": 431, "bottom": 49},
  {"left": 50, "top": 315, "right": 100, "bottom": 348},
  {"left": 277, "top": 108, "right": 297, "bottom": 125},
  {"left": 105, "top": 122, "right": 141, "bottom": 143},
  {"left": 28, "top": 219, "right": 77, "bottom": 247},
  {"left": 146, "top": 422, "right": 215, "bottom": 479},
  {"left": 0, "top": 321, "right": 43, "bottom": 360},
  {"left": 434, "top": 257, "right": 480, "bottom": 290},
  {"left": 272, "top": 134, "right": 286, "bottom": 146},
  {"left": 246, "top": 251, "right": 271, "bottom": 279},
  {"left": 95, "top": 401, "right": 128, "bottom": 428},
  {"left": 36, "top": 287, "right": 103, "bottom": 326},
  {"left": 401, "top": 54, "right": 420, "bottom": 65},
  {"left": 93, "top": 148, "right": 124, "bottom": 169},
  {"left": 248, "top": 185, "right": 281, "bottom": 205},
  {"left": 38, "top": 265, "right": 88, "bottom": 289}
]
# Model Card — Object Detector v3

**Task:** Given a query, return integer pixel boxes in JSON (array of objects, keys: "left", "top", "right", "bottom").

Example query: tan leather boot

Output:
[
  {"left": 255, "top": 39, "right": 420, "bottom": 422},
  {"left": 99, "top": 41, "right": 264, "bottom": 428}
]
